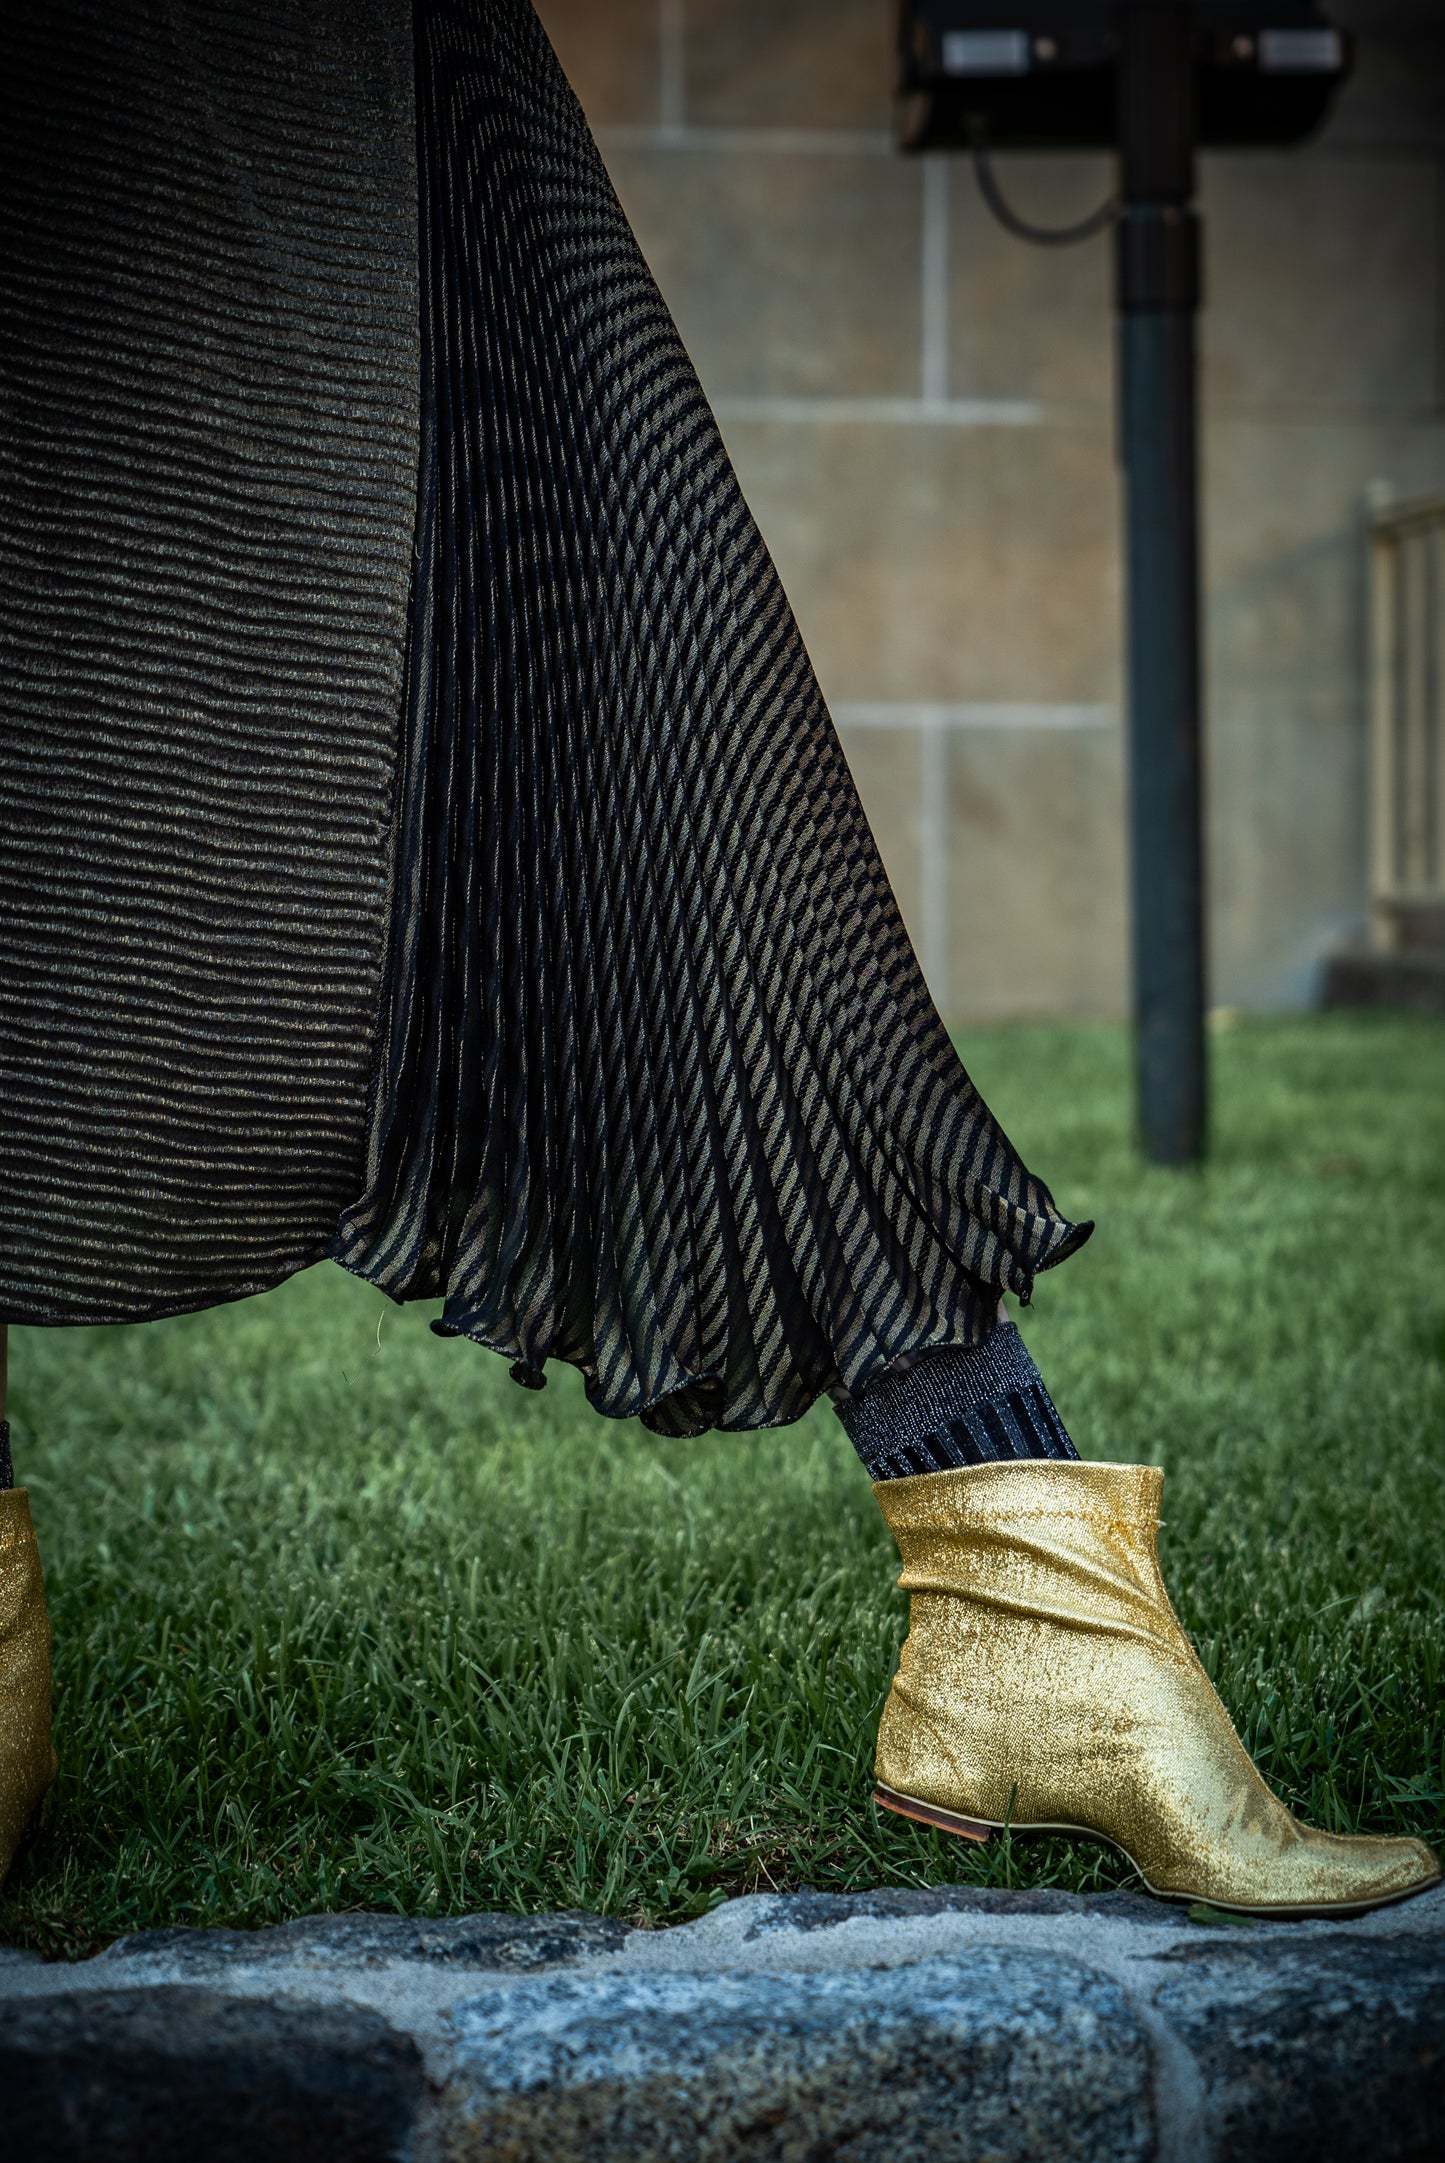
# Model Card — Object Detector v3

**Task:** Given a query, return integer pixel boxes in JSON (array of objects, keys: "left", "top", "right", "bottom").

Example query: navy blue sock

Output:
[{"left": 836, "top": 1322, "right": 1079, "bottom": 1481}]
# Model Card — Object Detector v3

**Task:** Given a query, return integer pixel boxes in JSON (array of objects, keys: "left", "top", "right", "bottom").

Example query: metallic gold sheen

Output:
[
  {"left": 873, "top": 1460, "right": 1441, "bottom": 1916},
  {"left": 0, "top": 1489, "right": 54, "bottom": 1884}
]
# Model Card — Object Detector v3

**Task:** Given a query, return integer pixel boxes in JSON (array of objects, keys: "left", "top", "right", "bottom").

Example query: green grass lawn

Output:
[{"left": 3, "top": 1014, "right": 1443, "bottom": 1958}]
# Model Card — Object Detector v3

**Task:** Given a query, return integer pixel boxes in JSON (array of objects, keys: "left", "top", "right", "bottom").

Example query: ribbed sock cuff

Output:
[{"left": 837, "top": 1323, "right": 1078, "bottom": 1480}]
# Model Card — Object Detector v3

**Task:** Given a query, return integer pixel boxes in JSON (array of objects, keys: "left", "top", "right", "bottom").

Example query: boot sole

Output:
[{"left": 871, "top": 1782, "right": 1443, "bottom": 1920}]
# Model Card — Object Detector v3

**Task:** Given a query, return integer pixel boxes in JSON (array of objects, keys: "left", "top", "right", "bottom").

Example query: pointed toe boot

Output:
[
  {"left": 872, "top": 1460, "right": 1441, "bottom": 1919},
  {"left": 0, "top": 1490, "right": 55, "bottom": 1885}
]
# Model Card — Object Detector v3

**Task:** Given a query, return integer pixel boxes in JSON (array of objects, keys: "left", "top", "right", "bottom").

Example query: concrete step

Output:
[
  {"left": 3, "top": 1885, "right": 1442, "bottom": 2160},
  {"left": 1322, "top": 945, "right": 1445, "bottom": 1015}
]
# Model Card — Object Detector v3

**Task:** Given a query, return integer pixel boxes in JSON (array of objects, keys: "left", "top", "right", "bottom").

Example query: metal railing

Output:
[{"left": 1369, "top": 489, "right": 1445, "bottom": 948}]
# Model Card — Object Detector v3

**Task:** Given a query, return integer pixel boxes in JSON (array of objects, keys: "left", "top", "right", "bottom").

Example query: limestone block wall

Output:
[{"left": 535, "top": 0, "right": 1445, "bottom": 1017}]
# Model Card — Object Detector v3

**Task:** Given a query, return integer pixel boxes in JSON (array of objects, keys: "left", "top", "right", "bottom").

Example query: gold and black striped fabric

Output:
[
  {"left": 0, "top": 0, "right": 1086, "bottom": 1427},
  {"left": 330, "top": 0, "right": 1090, "bottom": 1438},
  {"left": 0, "top": 2, "right": 419, "bottom": 1324}
]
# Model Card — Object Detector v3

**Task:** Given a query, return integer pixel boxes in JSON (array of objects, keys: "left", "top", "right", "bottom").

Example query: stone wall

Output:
[{"left": 535, "top": 0, "right": 1445, "bottom": 1017}]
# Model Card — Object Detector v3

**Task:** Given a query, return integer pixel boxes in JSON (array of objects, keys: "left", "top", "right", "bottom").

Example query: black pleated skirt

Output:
[{"left": 0, "top": 0, "right": 1089, "bottom": 1437}]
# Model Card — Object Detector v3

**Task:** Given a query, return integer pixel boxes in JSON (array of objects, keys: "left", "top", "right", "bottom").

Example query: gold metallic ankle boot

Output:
[
  {"left": 0, "top": 1490, "right": 55, "bottom": 1885},
  {"left": 872, "top": 1460, "right": 1441, "bottom": 1918}
]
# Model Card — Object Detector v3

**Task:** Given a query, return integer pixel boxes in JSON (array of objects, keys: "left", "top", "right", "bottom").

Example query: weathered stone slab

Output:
[
  {"left": 1, "top": 1986, "right": 425, "bottom": 2163},
  {"left": 740, "top": 1885, "right": 1179, "bottom": 1935},
  {"left": 110, "top": 1906, "right": 631, "bottom": 1973},
  {"left": 1151, "top": 1933, "right": 1445, "bottom": 2163},
  {"left": 444, "top": 1948, "right": 1158, "bottom": 2162},
  {"left": 2, "top": 1888, "right": 1441, "bottom": 2161}
]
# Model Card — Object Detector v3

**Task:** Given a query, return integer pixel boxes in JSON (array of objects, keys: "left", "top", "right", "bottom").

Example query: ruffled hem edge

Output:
[{"left": 337, "top": 1211, "right": 1095, "bottom": 1441}]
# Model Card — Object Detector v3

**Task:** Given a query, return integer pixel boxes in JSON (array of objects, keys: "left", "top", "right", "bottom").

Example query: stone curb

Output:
[{"left": 3, "top": 1884, "right": 1442, "bottom": 2161}]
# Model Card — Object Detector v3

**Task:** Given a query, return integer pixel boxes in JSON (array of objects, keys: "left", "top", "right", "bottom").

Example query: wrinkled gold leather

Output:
[
  {"left": 0, "top": 1490, "right": 55, "bottom": 1884},
  {"left": 874, "top": 1460, "right": 1441, "bottom": 1914}
]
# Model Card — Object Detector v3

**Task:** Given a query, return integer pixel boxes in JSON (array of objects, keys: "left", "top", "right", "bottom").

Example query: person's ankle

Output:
[{"left": 837, "top": 1321, "right": 1079, "bottom": 1480}]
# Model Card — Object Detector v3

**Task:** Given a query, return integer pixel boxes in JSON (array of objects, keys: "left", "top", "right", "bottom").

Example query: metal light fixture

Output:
[{"left": 898, "top": 2, "right": 1350, "bottom": 151}]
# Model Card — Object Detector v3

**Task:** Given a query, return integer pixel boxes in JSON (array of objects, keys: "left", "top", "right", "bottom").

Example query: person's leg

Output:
[{"left": 0, "top": 1324, "right": 57, "bottom": 1888}]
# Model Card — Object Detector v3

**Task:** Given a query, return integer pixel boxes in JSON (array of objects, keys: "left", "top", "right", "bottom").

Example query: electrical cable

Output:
[{"left": 969, "top": 125, "right": 1118, "bottom": 247}]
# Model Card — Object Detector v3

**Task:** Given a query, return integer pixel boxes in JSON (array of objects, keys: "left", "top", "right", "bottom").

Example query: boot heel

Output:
[{"left": 873, "top": 1783, "right": 992, "bottom": 1842}]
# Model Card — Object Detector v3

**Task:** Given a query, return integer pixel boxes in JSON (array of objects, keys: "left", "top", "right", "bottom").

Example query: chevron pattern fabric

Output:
[{"left": 331, "top": 0, "right": 1089, "bottom": 1437}]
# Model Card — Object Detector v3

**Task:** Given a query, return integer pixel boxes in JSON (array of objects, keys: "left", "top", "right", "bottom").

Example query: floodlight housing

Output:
[{"left": 897, "top": 1, "right": 1352, "bottom": 151}]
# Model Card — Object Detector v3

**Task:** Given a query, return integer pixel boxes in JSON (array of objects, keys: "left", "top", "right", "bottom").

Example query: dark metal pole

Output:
[{"left": 1116, "top": 0, "right": 1207, "bottom": 1163}]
